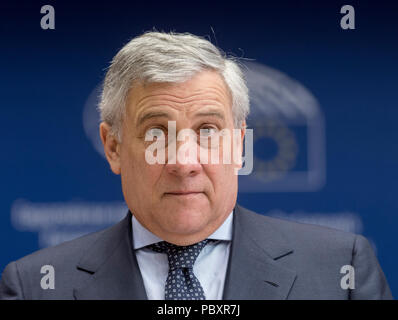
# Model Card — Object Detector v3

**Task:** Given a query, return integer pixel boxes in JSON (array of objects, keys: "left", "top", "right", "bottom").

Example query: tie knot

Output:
[{"left": 148, "top": 239, "right": 210, "bottom": 270}]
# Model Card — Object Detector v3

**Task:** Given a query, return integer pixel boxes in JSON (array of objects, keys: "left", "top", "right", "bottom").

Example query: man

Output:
[{"left": 0, "top": 31, "right": 393, "bottom": 300}]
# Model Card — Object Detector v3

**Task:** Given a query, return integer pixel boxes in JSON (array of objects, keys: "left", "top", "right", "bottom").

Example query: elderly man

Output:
[{"left": 0, "top": 31, "right": 393, "bottom": 300}]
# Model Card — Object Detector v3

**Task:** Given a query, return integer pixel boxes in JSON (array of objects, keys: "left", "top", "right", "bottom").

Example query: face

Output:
[{"left": 100, "top": 70, "right": 245, "bottom": 245}]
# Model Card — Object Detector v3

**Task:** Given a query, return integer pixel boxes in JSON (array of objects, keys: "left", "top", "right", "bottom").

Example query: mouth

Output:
[{"left": 164, "top": 191, "right": 204, "bottom": 197}]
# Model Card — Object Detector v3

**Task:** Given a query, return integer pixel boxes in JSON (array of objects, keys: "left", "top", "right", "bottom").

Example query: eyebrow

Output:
[
  {"left": 194, "top": 111, "right": 225, "bottom": 121},
  {"left": 136, "top": 111, "right": 171, "bottom": 126},
  {"left": 136, "top": 109, "right": 226, "bottom": 126}
]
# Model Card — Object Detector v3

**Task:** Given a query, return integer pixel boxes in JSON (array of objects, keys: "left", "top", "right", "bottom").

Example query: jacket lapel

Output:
[
  {"left": 73, "top": 211, "right": 148, "bottom": 300},
  {"left": 223, "top": 205, "right": 297, "bottom": 300}
]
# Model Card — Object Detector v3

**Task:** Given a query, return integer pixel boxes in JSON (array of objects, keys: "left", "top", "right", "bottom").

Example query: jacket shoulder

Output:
[
  {"left": 239, "top": 206, "right": 357, "bottom": 242},
  {"left": 15, "top": 225, "right": 111, "bottom": 269},
  {"left": 236, "top": 205, "right": 358, "bottom": 258}
]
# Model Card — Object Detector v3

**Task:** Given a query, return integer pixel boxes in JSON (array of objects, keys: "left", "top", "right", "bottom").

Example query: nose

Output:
[{"left": 165, "top": 137, "right": 202, "bottom": 178}]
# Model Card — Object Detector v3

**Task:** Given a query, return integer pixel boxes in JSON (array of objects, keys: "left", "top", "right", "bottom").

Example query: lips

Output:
[
  {"left": 165, "top": 191, "right": 203, "bottom": 196},
  {"left": 166, "top": 191, "right": 201, "bottom": 195}
]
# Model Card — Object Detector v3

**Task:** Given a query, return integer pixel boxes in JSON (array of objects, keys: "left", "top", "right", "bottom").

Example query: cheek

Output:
[
  {"left": 120, "top": 146, "right": 158, "bottom": 186},
  {"left": 204, "top": 164, "right": 236, "bottom": 192}
]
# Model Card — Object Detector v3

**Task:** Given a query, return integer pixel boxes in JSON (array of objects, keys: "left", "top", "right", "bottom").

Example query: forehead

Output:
[{"left": 125, "top": 70, "right": 232, "bottom": 118}]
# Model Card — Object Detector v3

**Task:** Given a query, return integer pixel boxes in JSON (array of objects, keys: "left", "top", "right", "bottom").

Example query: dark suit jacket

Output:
[{"left": 0, "top": 204, "right": 393, "bottom": 299}]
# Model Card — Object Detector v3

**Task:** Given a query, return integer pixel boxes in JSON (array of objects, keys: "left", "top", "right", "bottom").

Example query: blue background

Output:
[{"left": 0, "top": 0, "right": 397, "bottom": 296}]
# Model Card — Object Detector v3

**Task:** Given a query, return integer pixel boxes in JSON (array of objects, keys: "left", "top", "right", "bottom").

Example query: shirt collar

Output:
[{"left": 132, "top": 210, "right": 234, "bottom": 250}]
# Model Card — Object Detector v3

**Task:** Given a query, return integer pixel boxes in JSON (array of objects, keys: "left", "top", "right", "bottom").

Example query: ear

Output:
[
  {"left": 232, "top": 121, "right": 246, "bottom": 170},
  {"left": 240, "top": 121, "right": 246, "bottom": 146},
  {"left": 238, "top": 121, "right": 246, "bottom": 168},
  {"left": 99, "top": 122, "right": 121, "bottom": 175}
]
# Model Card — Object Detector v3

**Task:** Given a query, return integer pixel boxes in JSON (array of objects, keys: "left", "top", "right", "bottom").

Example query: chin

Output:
[{"left": 163, "top": 206, "right": 209, "bottom": 235}]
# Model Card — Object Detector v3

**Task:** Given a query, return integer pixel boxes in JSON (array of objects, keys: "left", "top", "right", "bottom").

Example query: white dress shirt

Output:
[{"left": 132, "top": 211, "right": 233, "bottom": 300}]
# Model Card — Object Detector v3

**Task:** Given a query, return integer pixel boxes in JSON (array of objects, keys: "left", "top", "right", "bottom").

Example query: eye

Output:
[
  {"left": 145, "top": 127, "right": 166, "bottom": 140},
  {"left": 199, "top": 126, "right": 218, "bottom": 137}
]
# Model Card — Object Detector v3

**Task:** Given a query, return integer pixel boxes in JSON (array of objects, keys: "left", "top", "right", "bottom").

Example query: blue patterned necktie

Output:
[{"left": 148, "top": 239, "right": 211, "bottom": 300}]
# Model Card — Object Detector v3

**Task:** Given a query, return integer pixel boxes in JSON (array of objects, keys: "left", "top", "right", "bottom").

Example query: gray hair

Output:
[{"left": 99, "top": 31, "right": 249, "bottom": 140}]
